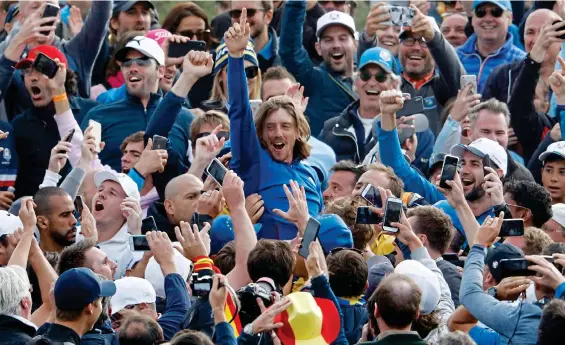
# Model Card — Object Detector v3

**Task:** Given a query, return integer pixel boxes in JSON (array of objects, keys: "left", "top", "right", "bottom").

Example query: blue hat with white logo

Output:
[
  {"left": 472, "top": 0, "right": 512, "bottom": 11},
  {"left": 358, "top": 47, "right": 395, "bottom": 74},
  {"left": 55, "top": 268, "right": 116, "bottom": 311}
]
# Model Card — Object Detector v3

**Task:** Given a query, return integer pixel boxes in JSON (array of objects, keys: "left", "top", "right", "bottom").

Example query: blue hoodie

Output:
[
  {"left": 456, "top": 33, "right": 526, "bottom": 93},
  {"left": 227, "top": 56, "right": 323, "bottom": 240}
]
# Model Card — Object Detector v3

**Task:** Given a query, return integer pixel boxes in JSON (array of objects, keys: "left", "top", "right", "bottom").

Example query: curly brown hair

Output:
[{"left": 324, "top": 196, "right": 374, "bottom": 250}]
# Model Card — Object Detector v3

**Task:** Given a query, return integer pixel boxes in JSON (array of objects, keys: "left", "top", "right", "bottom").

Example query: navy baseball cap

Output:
[
  {"left": 55, "top": 268, "right": 116, "bottom": 311},
  {"left": 358, "top": 47, "right": 395, "bottom": 74},
  {"left": 485, "top": 244, "right": 524, "bottom": 283},
  {"left": 472, "top": 0, "right": 512, "bottom": 11},
  {"left": 113, "top": 1, "right": 154, "bottom": 15}
]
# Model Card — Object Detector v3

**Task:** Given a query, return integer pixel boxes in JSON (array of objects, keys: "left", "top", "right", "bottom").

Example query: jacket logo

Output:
[{"left": 3, "top": 148, "right": 11, "bottom": 163}]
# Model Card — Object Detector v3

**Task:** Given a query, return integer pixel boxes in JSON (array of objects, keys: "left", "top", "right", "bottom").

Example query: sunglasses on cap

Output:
[
  {"left": 401, "top": 37, "right": 428, "bottom": 48},
  {"left": 359, "top": 69, "right": 388, "bottom": 83},
  {"left": 230, "top": 8, "right": 265, "bottom": 18},
  {"left": 319, "top": 1, "right": 347, "bottom": 5},
  {"left": 121, "top": 56, "right": 153, "bottom": 68},
  {"left": 474, "top": 6, "right": 504, "bottom": 18},
  {"left": 179, "top": 29, "right": 211, "bottom": 41},
  {"left": 245, "top": 65, "right": 259, "bottom": 79}
]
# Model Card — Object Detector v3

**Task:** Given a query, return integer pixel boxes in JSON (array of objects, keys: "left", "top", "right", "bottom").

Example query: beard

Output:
[
  {"left": 465, "top": 183, "right": 485, "bottom": 202},
  {"left": 52, "top": 228, "right": 76, "bottom": 247}
]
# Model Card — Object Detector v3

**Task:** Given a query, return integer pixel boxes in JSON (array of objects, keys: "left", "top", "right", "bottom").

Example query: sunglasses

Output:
[
  {"left": 474, "top": 6, "right": 504, "bottom": 18},
  {"left": 245, "top": 65, "right": 259, "bottom": 79},
  {"left": 401, "top": 37, "right": 428, "bottom": 48},
  {"left": 121, "top": 56, "right": 153, "bottom": 68},
  {"left": 329, "top": 247, "right": 364, "bottom": 256},
  {"left": 179, "top": 29, "right": 210, "bottom": 41},
  {"left": 359, "top": 69, "right": 388, "bottom": 83},
  {"left": 230, "top": 8, "right": 264, "bottom": 18},
  {"left": 193, "top": 130, "right": 230, "bottom": 144},
  {"left": 319, "top": 1, "right": 347, "bottom": 5}
]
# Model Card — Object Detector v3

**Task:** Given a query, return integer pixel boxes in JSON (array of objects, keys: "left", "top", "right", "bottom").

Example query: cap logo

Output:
[
  {"left": 379, "top": 50, "right": 391, "bottom": 62},
  {"left": 492, "top": 261, "right": 498, "bottom": 269},
  {"left": 329, "top": 12, "right": 341, "bottom": 20},
  {"left": 130, "top": 37, "right": 145, "bottom": 46}
]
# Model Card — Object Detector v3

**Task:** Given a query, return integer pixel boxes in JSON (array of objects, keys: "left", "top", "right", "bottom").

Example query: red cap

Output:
[{"left": 15, "top": 45, "right": 68, "bottom": 70}]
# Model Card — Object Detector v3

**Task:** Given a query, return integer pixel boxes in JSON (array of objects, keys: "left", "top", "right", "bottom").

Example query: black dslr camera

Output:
[
  {"left": 190, "top": 271, "right": 214, "bottom": 298},
  {"left": 236, "top": 278, "right": 280, "bottom": 326}
]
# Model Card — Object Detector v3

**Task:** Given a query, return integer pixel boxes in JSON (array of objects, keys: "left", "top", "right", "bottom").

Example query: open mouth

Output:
[
  {"left": 366, "top": 90, "right": 380, "bottom": 96},
  {"left": 381, "top": 41, "right": 396, "bottom": 47},
  {"left": 408, "top": 54, "right": 423, "bottom": 61},
  {"left": 272, "top": 142, "right": 285, "bottom": 151},
  {"left": 128, "top": 76, "right": 142, "bottom": 83},
  {"left": 331, "top": 53, "right": 344, "bottom": 61},
  {"left": 30, "top": 86, "right": 41, "bottom": 95},
  {"left": 461, "top": 178, "right": 474, "bottom": 187},
  {"left": 163, "top": 74, "right": 174, "bottom": 80},
  {"left": 94, "top": 200, "right": 105, "bottom": 212},
  {"left": 482, "top": 25, "right": 496, "bottom": 30}
]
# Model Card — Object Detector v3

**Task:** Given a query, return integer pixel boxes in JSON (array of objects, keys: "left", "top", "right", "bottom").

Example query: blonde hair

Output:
[
  {"left": 210, "top": 67, "right": 262, "bottom": 102},
  {"left": 366, "top": 163, "right": 405, "bottom": 197},
  {"left": 254, "top": 96, "right": 311, "bottom": 161},
  {"left": 189, "top": 110, "right": 230, "bottom": 145}
]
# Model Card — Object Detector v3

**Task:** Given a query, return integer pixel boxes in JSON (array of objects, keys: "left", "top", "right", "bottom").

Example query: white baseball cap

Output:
[
  {"left": 115, "top": 36, "right": 165, "bottom": 66},
  {"left": 111, "top": 277, "right": 156, "bottom": 315},
  {"left": 551, "top": 203, "right": 565, "bottom": 229},
  {"left": 145, "top": 250, "right": 193, "bottom": 298},
  {"left": 94, "top": 171, "right": 141, "bottom": 203},
  {"left": 395, "top": 260, "right": 440, "bottom": 315},
  {"left": 539, "top": 141, "right": 565, "bottom": 162},
  {"left": 451, "top": 138, "right": 508, "bottom": 177},
  {"left": 316, "top": 11, "right": 356, "bottom": 38},
  {"left": 0, "top": 210, "right": 23, "bottom": 237}
]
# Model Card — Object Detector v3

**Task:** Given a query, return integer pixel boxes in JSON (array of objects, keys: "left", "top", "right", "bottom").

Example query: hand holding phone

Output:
[
  {"left": 89, "top": 120, "right": 102, "bottom": 153},
  {"left": 299, "top": 217, "right": 321, "bottom": 258},
  {"left": 152, "top": 135, "right": 167, "bottom": 150},
  {"left": 383, "top": 5, "right": 415, "bottom": 26},
  {"left": 141, "top": 216, "right": 158, "bottom": 234},
  {"left": 460, "top": 75, "right": 477, "bottom": 96},
  {"left": 499, "top": 219, "right": 524, "bottom": 237},
  {"left": 41, "top": 3, "right": 60, "bottom": 36},
  {"left": 361, "top": 184, "right": 382, "bottom": 208},
  {"left": 439, "top": 155, "right": 459, "bottom": 189},
  {"left": 33, "top": 53, "right": 59, "bottom": 79},
  {"left": 168, "top": 40, "right": 206, "bottom": 58},
  {"left": 74, "top": 195, "right": 84, "bottom": 221},
  {"left": 382, "top": 197, "right": 403, "bottom": 233},
  {"left": 129, "top": 235, "right": 150, "bottom": 251},
  {"left": 206, "top": 158, "right": 228, "bottom": 186}
]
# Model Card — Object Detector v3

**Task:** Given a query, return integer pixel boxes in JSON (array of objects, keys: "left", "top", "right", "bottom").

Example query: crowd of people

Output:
[{"left": 0, "top": 0, "right": 565, "bottom": 345}]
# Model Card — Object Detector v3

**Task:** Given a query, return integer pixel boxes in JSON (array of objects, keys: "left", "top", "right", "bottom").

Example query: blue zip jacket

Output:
[
  {"left": 456, "top": 33, "right": 526, "bottom": 94},
  {"left": 279, "top": 0, "right": 357, "bottom": 135},
  {"left": 81, "top": 92, "right": 193, "bottom": 172},
  {"left": 159, "top": 273, "right": 191, "bottom": 340},
  {"left": 227, "top": 56, "right": 323, "bottom": 240},
  {"left": 81, "top": 320, "right": 119, "bottom": 345},
  {"left": 96, "top": 85, "right": 127, "bottom": 104},
  {"left": 460, "top": 245, "right": 542, "bottom": 345}
]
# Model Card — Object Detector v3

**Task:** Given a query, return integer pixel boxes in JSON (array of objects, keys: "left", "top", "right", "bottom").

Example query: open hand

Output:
[
  {"left": 175, "top": 221, "right": 210, "bottom": 260},
  {"left": 68, "top": 6, "right": 84, "bottom": 37},
  {"left": 285, "top": 83, "right": 309, "bottom": 113},
  {"left": 273, "top": 180, "right": 309, "bottom": 235},
  {"left": 251, "top": 296, "right": 292, "bottom": 334},
  {"left": 473, "top": 212, "right": 504, "bottom": 248},
  {"left": 245, "top": 193, "right": 264, "bottom": 224},
  {"left": 121, "top": 197, "right": 142, "bottom": 235}
]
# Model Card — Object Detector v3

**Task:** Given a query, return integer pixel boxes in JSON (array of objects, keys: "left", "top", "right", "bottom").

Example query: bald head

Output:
[
  {"left": 524, "top": 9, "right": 562, "bottom": 54},
  {"left": 371, "top": 273, "right": 421, "bottom": 329},
  {"left": 165, "top": 174, "right": 203, "bottom": 200},
  {"left": 164, "top": 174, "right": 204, "bottom": 225}
]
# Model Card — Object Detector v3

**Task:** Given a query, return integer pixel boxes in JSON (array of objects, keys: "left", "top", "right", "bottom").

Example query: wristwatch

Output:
[
  {"left": 487, "top": 286, "right": 498, "bottom": 299},
  {"left": 243, "top": 323, "right": 256, "bottom": 336}
]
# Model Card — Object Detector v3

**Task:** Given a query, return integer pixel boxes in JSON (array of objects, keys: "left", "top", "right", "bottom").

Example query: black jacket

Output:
[
  {"left": 505, "top": 149, "right": 535, "bottom": 183},
  {"left": 147, "top": 201, "right": 176, "bottom": 239},
  {"left": 318, "top": 101, "right": 377, "bottom": 163},
  {"left": 482, "top": 60, "right": 521, "bottom": 103},
  {"left": 0, "top": 314, "right": 36, "bottom": 345},
  {"left": 257, "top": 26, "right": 282, "bottom": 74}
]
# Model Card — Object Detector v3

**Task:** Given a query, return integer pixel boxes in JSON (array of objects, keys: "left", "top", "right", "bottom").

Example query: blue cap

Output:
[
  {"left": 4, "top": 4, "right": 18, "bottom": 26},
  {"left": 472, "top": 0, "right": 512, "bottom": 11},
  {"left": 210, "top": 215, "right": 262, "bottom": 255},
  {"left": 213, "top": 39, "right": 259, "bottom": 75},
  {"left": 315, "top": 214, "right": 353, "bottom": 255},
  {"left": 358, "top": 47, "right": 395, "bottom": 74},
  {"left": 55, "top": 268, "right": 116, "bottom": 311},
  {"left": 113, "top": 1, "right": 154, "bottom": 15}
]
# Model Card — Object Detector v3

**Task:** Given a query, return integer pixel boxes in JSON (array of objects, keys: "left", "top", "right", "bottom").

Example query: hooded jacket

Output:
[
  {"left": 456, "top": 33, "right": 526, "bottom": 93},
  {"left": 228, "top": 56, "right": 323, "bottom": 240},
  {"left": 279, "top": 0, "right": 357, "bottom": 135}
]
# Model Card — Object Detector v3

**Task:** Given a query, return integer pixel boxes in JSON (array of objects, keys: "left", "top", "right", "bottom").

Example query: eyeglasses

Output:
[
  {"left": 179, "top": 29, "right": 211, "bottom": 41},
  {"left": 193, "top": 130, "right": 230, "bottom": 143},
  {"left": 121, "top": 56, "right": 153, "bottom": 68},
  {"left": 230, "top": 8, "right": 265, "bottom": 18},
  {"left": 474, "top": 6, "right": 504, "bottom": 18},
  {"left": 359, "top": 69, "right": 388, "bottom": 83},
  {"left": 318, "top": 1, "right": 347, "bottom": 5},
  {"left": 329, "top": 247, "right": 364, "bottom": 256},
  {"left": 401, "top": 37, "right": 428, "bottom": 48},
  {"left": 506, "top": 203, "right": 530, "bottom": 214},
  {"left": 245, "top": 65, "right": 259, "bottom": 79}
]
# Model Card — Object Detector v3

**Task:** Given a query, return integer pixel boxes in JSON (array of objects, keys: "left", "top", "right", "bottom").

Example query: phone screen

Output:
[
  {"left": 191, "top": 212, "right": 204, "bottom": 231},
  {"left": 500, "top": 259, "right": 536, "bottom": 278},
  {"left": 130, "top": 235, "right": 150, "bottom": 251},
  {"left": 298, "top": 217, "right": 321, "bottom": 258},
  {"left": 499, "top": 219, "right": 525, "bottom": 237},
  {"left": 356, "top": 207, "right": 382, "bottom": 224},
  {"left": 141, "top": 216, "right": 158, "bottom": 234},
  {"left": 207, "top": 159, "right": 227, "bottom": 186},
  {"left": 41, "top": 4, "right": 59, "bottom": 35},
  {"left": 74, "top": 195, "right": 84, "bottom": 220},
  {"left": 439, "top": 155, "right": 459, "bottom": 189},
  {"left": 361, "top": 184, "right": 382, "bottom": 208},
  {"left": 89, "top": 120, "right": 102, "bottom": 153},
  {"left": 168, "top": 40, "right": 206, "bottom": 58},
  {"left": 152, "top": 135, "right": 167, "bottom": 150},
  {"left": 553, "top": 20, "right": 565, "bottom": 40},
  {"left": 383, "top": 198, "right": 402, "bottom": 232}
]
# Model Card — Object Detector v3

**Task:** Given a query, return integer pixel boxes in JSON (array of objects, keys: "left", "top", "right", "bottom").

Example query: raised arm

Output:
[{"left": 8, "top": 198, "right": 36, "bottom": 268}]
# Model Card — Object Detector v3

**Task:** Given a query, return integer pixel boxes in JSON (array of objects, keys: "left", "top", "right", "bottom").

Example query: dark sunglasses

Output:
[
  {"left": 319, "top": 1, "right": 347, "bottom": 5},
  {"left": 179, "top": 29, "right": 211, "bottom": 41},
  {"left": 194, "top": 130, "right": 230, "bottom": 143},
  {"left": 329, "top": 247, "right": 364, "bottom": 256},
  {"left": 245, "top": 65, "right": 259, "bottom": 79},
  {"left": 359, "top": 69, "right": 388, "bottom": 83},
  {"left": 474, "top": 6, "right": 504, "bottom": 18},
  {"left": 401, "top": 37, "right": 428, "bottom": 48},
  {"left": 121, "top": 56, "right": 153, "bottom": 68},
  {"left": 230, "top": 8, "right": 264, "bottom": 18}
]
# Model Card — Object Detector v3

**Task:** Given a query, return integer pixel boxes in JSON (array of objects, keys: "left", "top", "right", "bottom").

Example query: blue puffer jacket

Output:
[
  {"left": 279, "top": 0, "right": 357, "bottom": 135},
  {"left": 228, "top": 56, "right": 323, "bottom": 240},
  {"left": 456, "top": 33, "right": 526, "bottom": 93}
]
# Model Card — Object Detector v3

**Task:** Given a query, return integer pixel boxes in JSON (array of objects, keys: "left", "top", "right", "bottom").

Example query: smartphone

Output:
[
  {"left": 168, "top": 40, "right": 206, "bottom": 58},
  {"left": 250, "top": 100, "right": 262, "bottom": 117},
  {"left": 41, "top": 3, "right": 60, "bottom": 36},
  {"left": 206, "top": 158, "right": 228, "bottom": 186},
  {"left": 74, "top": 195, "right": 84, "bottom": 220},
  {"left": 89, "top": 120, "right": 102, "bottom": 153},
  {"left": 141, "top": 216, "right": 158, "bottom": 234},
  {"left": 499, "top": 219, "right": 525, "bottom": 237},
  {"left": 191, "top": 212, "right": 203, "bottom": 231},
  {"left": 152, "top": 135, "right": 167, "bottom": 150},
  {"left": 382, "top": 197, "right": 403, "bottom": 233},
  {"left": 500, "top": 258, "right": 536, "bottom": 278},
  {"left": 298, "top": 217, "right": 321, "bottom": 258},
  {"left": 361, "top": 184, "right": 382, "bottom": 208},
  {"left": 129, "top": 235, "right": 150, "bottom": 251},
  {"left": 33, "top": 53, "right": 59, "bottom": 79},
  {"left": 553, "top": 20, "right": 565, "bottom": 40},
  {"left": 439, "top": 155, "right": 459, "bottom": 189},
  {"left": 460, "top": 75, "right": 477, "bottom": 96},
  {"left": 396, "top": 96, "right": 424, "bottom": 118},
  {"left": 383, "top": 5, "right": 415, "bottom": 26},
  {"left": 356, "top": 206, "right": 382, "bottom": 224},
  {"left": 58, "top": 129, "right": 75, "bottom": 154},
  {"left": 483, "top": 154, "right": 494, "bottom": 176}
]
